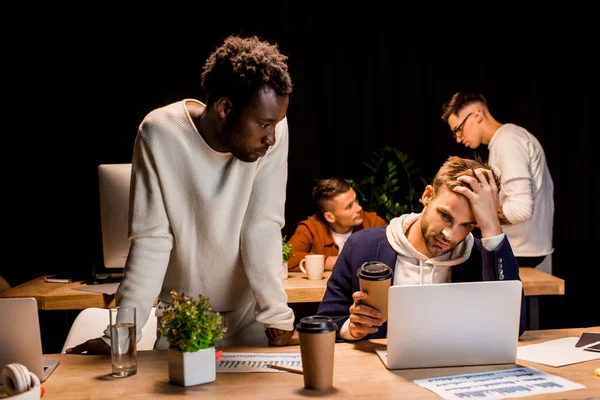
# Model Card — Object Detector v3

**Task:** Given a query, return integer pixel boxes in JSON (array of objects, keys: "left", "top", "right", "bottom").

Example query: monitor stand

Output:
[{"left": 83, "top": 262, "right": 123, "bottom": 285}]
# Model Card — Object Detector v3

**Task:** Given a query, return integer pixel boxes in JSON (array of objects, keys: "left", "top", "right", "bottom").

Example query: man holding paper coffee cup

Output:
[
  {"left": 317, "top": 156, "right": 526, "bottom": 341},
  {"left": 287, "top": 177, "right": 387, "bottom": 272}
]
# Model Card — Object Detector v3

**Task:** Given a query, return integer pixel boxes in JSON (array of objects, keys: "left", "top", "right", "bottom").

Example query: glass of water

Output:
[{"left": 109, "top": 306, "right": 137, "bottom": 377}]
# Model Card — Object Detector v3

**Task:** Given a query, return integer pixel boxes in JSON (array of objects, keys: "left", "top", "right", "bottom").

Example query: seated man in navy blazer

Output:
[{"left": 317, "top": 156, "right": 526, "bottom": 341}]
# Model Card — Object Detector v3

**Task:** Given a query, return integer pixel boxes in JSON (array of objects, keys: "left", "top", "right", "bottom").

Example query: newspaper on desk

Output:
[{"left": 414, "top": 366, "right": 584, "bottom": 399}]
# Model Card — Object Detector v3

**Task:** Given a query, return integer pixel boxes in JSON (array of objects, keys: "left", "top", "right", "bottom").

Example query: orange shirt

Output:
[{"left": 287, "top": 211, "right": 388, "bottom": 272}]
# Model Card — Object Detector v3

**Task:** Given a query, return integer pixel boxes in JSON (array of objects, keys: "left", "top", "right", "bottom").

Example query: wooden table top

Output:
[
  {"left": 34, "top": 326, "right": 600, "bottom": 399},
  {"left": 0, "top": 267, "right": 564, "bottom": 311}
]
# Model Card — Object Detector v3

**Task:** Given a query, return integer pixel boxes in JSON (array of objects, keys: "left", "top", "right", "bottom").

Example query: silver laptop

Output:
[
  {"left": 0, "top": 298, "right": 60, "bottom": 382},
  {"left": 376, "top": 280, "right": 522, "bottom": 369}
]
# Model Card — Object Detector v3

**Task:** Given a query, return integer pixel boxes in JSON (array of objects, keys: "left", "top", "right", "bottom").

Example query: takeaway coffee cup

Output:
[
  {"left": 296, "top": 315, "right": 337, "bottom": 391},
  {"left": 357, "top": 261, "right": 393, "bottom": 323}
]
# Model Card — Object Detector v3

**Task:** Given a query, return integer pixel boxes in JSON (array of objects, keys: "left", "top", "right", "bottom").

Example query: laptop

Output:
[
  {"left": 376, "top": 280, "right": 522, "bottom": 369},
  {"left": 0, "top": 297, "right": 60, "bottom": 382}
]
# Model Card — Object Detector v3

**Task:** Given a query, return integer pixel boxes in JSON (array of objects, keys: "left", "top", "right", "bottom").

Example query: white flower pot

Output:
[
  {"left": 282, "top": 261, "right": 289, "bottom": 279},
  {"left": 168, "top": 347, "right": 215, "bottom": 387}
]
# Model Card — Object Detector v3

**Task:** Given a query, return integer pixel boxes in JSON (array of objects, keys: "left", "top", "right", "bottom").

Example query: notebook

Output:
[
  {"left": 376, "top": 280, "right": 522, "bottom": 369},
  {"left": 0, "top": 297, "right": 60, "bottom": 382}
]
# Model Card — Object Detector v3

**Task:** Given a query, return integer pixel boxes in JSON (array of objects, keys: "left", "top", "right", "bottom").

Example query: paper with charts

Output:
[
  {"left": 217, "top": 353, "right": 302, "bottom": 372},
  {"left": 413, "top": 367, "right": 584, "bottom": 399}
]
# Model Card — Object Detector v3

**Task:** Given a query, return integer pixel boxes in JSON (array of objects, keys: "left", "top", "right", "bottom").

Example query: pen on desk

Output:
[
  {"left": 266, "top": 364, "right": 303, "bottom": 375},
  {"left": 44, "top": 277, "right": 72, "bottom": 284}
]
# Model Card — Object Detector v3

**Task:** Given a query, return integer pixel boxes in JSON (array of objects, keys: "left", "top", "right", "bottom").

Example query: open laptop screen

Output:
[
  {"left": 0, "top": 297, "right": 60, "bottom": 382},
  {"left": 377, "top": 280, "right": 522, "bottom": 369}
]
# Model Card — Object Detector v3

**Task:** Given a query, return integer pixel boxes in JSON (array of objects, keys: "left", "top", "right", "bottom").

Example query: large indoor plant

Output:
[
  {"left": 159, "top": 290, "right": 227, "bottom": 386},
  {"left": 349, "top": 146, "right": 428, "bottom": 222}
]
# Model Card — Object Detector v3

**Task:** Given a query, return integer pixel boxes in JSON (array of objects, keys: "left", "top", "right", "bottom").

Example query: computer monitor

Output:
[{"left": 97, "top": 163, "right": 132, "bottom": 271}]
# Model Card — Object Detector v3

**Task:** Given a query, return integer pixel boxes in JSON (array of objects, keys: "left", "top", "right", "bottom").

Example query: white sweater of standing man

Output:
[
  {"left": 103, "top": 99, "right": 295, "bottom": 346},
  {"left": 488, "top": 123, "right": 554, "bottom": 258}
]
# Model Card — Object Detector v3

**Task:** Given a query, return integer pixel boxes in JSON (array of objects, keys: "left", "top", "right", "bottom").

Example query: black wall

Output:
[{"left": 4, "top": 3, "right": 598, "bottom": 331}]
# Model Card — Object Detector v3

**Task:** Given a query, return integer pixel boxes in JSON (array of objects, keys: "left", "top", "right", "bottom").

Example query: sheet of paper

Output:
[
  {"left": 217, "top": 352, "right": 302, "bottom": 373},
  {"left": 414, "top": 367, "right": 585, "bottom": 399},
  {"left": 71, "top": 282, "right": 120, "bottom": 295},
  {"left": 517, "top": 337, "right": 600, "bottom": 367}
]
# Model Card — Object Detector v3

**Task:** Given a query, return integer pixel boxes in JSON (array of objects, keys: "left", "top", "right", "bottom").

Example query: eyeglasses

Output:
[{"left": 452, "top": 112, "right": 472, "bottom": 139}]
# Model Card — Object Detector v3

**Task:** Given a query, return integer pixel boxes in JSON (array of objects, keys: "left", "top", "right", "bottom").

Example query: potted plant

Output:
[
  {"left": 349, "top": 146, "right": 428, "bottom": 222},
  {"left": 282, "top": 236, "right": 293, "bottom": 279},
  {"left": 158, "top": 290, "right": 227, "bottom": 387}
]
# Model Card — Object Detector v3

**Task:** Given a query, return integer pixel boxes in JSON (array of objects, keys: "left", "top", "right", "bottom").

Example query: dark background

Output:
[{"left": 3, "top": 2, "right": 597, "bottom": 350}]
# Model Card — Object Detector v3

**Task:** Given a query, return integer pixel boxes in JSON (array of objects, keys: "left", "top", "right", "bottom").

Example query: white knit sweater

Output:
[
  {"left": 104, "top": 99, "right": 295, "bottom": 343},
  {"left": 488, "top": 124, "right": 554, "bottom": 257}
]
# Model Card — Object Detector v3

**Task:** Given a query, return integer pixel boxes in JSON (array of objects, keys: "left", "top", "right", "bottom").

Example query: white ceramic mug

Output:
[{"left": 299, "top": 254, "right": 325, "bottom": 280}]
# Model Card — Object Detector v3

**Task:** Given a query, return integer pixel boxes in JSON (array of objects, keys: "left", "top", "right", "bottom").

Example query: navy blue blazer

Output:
[{"left": 317, "top": 226, "right": 527, "bottom": 339}]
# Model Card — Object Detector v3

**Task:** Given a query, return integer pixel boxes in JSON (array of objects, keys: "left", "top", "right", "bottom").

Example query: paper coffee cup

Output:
[
  {"left": 357, "top": 261, "right": 393, "bottom": 322},
  {"left": 296, "top": 315, "right": 337, "bottom": 390}
]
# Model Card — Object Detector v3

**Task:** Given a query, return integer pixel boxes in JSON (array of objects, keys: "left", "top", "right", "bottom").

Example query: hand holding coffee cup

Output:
[
  {"left": 299, "top": 254, "right": 325, "bottom": 280},
  {"left": 348, "top": 291, "right": 385, "bottom": 339},
  {"left": 357, "top": 261, "right": 393, "bottom": 323}
]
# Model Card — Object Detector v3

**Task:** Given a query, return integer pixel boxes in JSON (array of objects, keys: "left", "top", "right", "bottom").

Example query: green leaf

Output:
[
  {"left": 158, "top": 291, "right": 227, "bottom": 351},
  {"left": 351, "top": 146, "right": 428, "bottom": 223}
]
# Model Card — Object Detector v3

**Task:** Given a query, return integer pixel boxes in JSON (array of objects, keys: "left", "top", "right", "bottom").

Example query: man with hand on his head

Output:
[{"left": 317, "top": 156, "right": 526, "bottom": 341}]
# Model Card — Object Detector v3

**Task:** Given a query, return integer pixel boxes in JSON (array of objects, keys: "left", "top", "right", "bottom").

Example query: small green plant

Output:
[
  {"left": 282, "top": 236, "right": 293, "bottom": 263},
  {"left": 349, "top": 146, "right": 428, "bottom": 222},
  {"left": 159, "top": 290, "right": 227, "bottom": 352}
]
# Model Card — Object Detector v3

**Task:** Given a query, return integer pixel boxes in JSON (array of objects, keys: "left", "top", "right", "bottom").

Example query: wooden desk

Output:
[
  {"left": 36, "top": 327, "right": 599, "bottom": 399},
  {"left": 0, "top": 277, "right": 118, "bottom": 310},
  {"left": 519, "top": 267, "right": 565, "bottom": 330},
  {"left": 287, "top": 267, "right": 565, "bottom": 299},
  {"left": 0, "top": 274, "right": 335, "bottom": 310},
  {"left": 0, "top": 268, "right": 563, "bottom": 328}
]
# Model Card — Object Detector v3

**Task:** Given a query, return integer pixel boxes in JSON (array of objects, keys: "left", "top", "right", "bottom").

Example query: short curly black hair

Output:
[{"left": 201, "top": 35, "right": 293, "bottom": 108}]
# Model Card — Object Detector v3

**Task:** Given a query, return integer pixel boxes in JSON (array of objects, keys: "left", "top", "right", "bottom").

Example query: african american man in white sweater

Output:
[{"left": 67, "top": 35, "right": 299, "bottom": 354}]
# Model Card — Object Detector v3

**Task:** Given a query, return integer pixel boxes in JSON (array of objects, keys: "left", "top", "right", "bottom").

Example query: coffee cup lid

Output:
[
  {"left": 296, "top": 315, "right": 337, "bottom": 333},
  {"left": 357, "top": 261, "right": 393, "bottom": 281}
]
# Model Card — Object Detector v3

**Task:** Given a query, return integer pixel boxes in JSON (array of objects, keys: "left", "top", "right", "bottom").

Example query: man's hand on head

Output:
[
  {"left": 453, "top": 168, "right": 502, "bottom": 238},
  {"left": 65, "top": 337, "right": 111, "bottom": 355}
]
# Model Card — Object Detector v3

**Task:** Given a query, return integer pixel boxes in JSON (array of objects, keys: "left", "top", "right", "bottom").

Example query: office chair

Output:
[{"left": 61, "top": 307, "right": 158, "bottom": 353}]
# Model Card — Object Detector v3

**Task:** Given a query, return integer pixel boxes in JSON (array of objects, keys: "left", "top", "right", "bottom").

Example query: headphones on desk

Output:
[{"left": 1, "top": 363, "right": 40, "bottom": 397}]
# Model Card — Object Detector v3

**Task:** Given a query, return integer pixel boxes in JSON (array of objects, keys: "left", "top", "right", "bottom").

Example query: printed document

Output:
[
  {"left": 414, "top": 367, "right": 584, "bottom": 399},
  {"left": 217, "top": 352, "right": 302, "bottom": 373}
]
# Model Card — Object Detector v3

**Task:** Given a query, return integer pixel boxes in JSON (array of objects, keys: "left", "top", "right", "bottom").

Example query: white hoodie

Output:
[{"left": 385, "top": 213, "right": 474, "bottom": 285}]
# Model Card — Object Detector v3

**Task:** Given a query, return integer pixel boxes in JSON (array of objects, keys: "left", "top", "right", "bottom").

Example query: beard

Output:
[
  {"left": 217, "top": 119, "right": 265, "bottom": 163},
  {"left": 420, "top": 212, "right": 456, "bottom": 258}
]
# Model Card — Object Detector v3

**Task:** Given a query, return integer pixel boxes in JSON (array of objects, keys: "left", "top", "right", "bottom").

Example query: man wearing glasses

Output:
[{"left": 440, "top": 92, "right": 554, "bottom": 273}]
